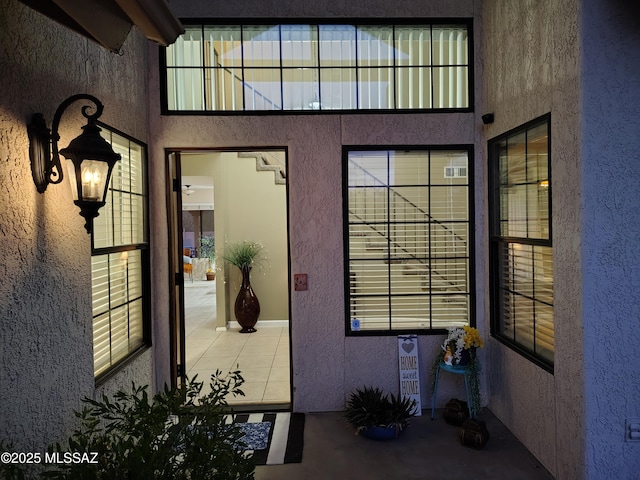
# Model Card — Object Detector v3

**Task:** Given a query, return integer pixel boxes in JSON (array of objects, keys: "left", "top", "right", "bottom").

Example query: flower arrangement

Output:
[
  {"left": 432, "top": 325, "right": 484, "bottom": 417},
  {"left": 442, "top": 325, "right": 484, "bottom": 366}
]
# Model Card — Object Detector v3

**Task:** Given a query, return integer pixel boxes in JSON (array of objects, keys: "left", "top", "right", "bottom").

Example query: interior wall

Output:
[
  {"left": 182, "top": 211, "right": 197, "bottom": 251},
  {"left": 0, "top": 0, "right": 152, "bottom": 451},
  {"left": 181, "top": 152, "right": 289, "bottom": 327},
  {"left": 218, "top": 151, "right": 289, "bottom": 324}
]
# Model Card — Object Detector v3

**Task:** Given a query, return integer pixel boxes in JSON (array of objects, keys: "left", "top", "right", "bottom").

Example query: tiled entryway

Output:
[{"left": 184, "top": 280, "right": 291, "bottom": 406}]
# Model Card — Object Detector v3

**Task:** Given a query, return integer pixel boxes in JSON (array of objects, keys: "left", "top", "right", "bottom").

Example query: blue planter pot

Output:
[{"left": 361, "top": 426, "right": 401, "bottom": 441}]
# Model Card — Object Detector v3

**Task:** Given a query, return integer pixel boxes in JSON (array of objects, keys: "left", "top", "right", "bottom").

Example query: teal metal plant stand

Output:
[{"left": 431, "top": 362, "right": 475, "bottom": 419}]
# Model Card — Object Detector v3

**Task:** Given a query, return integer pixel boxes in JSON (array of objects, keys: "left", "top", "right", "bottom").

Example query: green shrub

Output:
[
  {"left": 0, "top": 440, "right": 27, "bottom": 480},
  {"left": 41, "top": 370, "right": 254, "bottom": 480}
]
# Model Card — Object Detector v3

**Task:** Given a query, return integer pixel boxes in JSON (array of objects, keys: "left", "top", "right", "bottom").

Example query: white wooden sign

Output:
[{"left": 398, "top": 335, "right": 421, "bottom": 416}]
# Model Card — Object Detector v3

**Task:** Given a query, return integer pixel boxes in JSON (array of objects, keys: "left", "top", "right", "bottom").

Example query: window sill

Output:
[
  {"left": 94, "top": 345, "right": 152, "bottom": 388},
  {"left": 491, "top": 334, "right": 554, "bottom": 374}
]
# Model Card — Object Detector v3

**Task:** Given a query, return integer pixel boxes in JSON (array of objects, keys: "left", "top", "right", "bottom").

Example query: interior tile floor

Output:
[{"left": 184, "top": 280, "right": 291, "bottom": 407}]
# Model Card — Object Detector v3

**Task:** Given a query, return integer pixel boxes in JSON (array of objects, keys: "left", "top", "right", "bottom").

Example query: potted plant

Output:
[
  {"left": 221, "top": 241, "right": 264, "bottom": 333},
  {"left": 345, "top": 386, "right": 417, "bottom": 440},
  {"left": 199, "top": 235, "right": 216, "bottom": 280},
  {"left": 432, "top": 326, "right": 484, "bottom": 417}
]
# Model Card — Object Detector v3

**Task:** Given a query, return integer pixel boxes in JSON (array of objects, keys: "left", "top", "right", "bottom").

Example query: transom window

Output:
[
  {"left": 489, "top": 114, "right": 554, "bottom": 369},
  {"left": 344, "top": 147, "right": 473, "bottom": 334},
  {"left": 92, "top": 124, "right": 150, "bottom": 380},
  {"left": 163, "top": 22, "right": 471, "bottom": 112}
]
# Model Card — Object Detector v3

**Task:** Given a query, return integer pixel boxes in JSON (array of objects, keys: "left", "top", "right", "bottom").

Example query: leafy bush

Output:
[
  {"left": 40, "top": 370, "right": 254, "bottom": 480},
  {"left": 0, "top": 440, "right": 27, "bottom": 480}
]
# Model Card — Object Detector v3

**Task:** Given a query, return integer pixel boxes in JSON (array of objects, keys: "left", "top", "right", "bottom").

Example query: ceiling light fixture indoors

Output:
[{"left": 27, "top": 94, "right": 121, "bottom": 234}]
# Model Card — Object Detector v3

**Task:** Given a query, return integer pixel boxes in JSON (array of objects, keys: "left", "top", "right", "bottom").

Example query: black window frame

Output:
[
  {"left": 92, "top": 121, "right": 151, "bottom": 386},
  {"left": 488, "top": 113, "right": 553, "bottom": 372},
  {"left": 160, "top": 18, "right": 474, "bottom": 115},
  {"left": 343, "top": 145, "right": 476, "bottom": 336}
]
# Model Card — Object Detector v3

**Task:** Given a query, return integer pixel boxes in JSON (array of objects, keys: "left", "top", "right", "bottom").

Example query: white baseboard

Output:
[
  {"left": 257, "top": 319, "right": 289, "bottom": 328},
  {"left": 220, "top": 319, "right": 289, "bottom": 330}
]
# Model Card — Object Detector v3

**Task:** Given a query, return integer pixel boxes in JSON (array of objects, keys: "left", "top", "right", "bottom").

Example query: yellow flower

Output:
[{"left": 462, "top": 326, "right": 484, "bottom": 349}]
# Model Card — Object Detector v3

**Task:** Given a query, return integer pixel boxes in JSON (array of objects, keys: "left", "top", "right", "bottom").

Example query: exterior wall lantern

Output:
[{"left": 27, "top": 94, "right": 121, "bottom": 234}]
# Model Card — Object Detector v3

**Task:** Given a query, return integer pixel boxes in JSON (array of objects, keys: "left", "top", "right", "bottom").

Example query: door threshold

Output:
[{"left": 228, "top": 402, "right": 291, "bottom": 413}]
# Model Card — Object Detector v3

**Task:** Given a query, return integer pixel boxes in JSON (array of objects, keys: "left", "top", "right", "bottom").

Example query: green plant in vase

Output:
[{"left": 221, "top": 241, "right": 265, "bottom": 333}]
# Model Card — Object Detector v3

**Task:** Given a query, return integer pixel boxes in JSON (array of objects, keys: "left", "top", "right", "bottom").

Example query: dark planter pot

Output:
[
  {"left": 360, "top": 425, "right": 401, "bottom": 441},
  {"left": 234, "top": 266, "right": 260, "bottom": 333},
  {"left": 451, "top": 347, "right": 475, "bottom": 367},
  {"left": 457, "top": 348, "right": 472, "bottom": 366}
]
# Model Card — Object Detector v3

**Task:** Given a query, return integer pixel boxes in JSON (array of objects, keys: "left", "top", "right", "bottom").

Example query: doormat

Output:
[
  {"left": 230, "top": 412, "right": 305, "bottom": 465},
  {"left": 238, "top": 422, "right": 271, "bottom": 450}
]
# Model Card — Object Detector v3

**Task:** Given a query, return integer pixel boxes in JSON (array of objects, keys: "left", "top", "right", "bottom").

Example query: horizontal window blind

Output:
[
  {"left": 92, "top": 126, "right": 149, "bottom": 378},
  {"left": 165, "top": 22, "right": 471, "bottom": 112},
  {"left": 490, "top": 115, "right": 553, "bottom": 368},
  {"left": 345, "top": 149, "right": 472, "bottom": 333}
]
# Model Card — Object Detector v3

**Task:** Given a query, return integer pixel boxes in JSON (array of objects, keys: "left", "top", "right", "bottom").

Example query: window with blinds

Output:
[
  {"left": 163, "top": 22, "right": 471, "bottom": 112},
  {"left": 489, "top": 114, "right": 553, "bottom": 370},
  {"left": 92, "top": 124, "right": 149, "bottom": 379},
  {"left": 344, "top": 148, "right": 473, "bottom": 333}
]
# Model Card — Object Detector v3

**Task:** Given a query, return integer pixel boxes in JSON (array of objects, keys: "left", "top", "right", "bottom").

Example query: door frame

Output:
[
  {"left": 166, "top": 150, "right": 186, "bottom": 388},
  {"left": 166, "top": 147, "right": 293, "bottom": 404}
]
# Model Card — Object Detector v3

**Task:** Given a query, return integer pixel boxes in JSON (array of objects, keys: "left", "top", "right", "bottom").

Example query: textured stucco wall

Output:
[
  {"left": 482, "top": 0, "right": 581, "bottom": 477},
  {"left": 150, "top": 0, "right": 486, "bottom": 413},
  {"left": 168, "top": 0, "right": 475, "bottom": 18},
  {"left": 0, "top": 0, "right": 152, "bottom": 451},
  {"left": 483, "top": 0, "right": 640, "bottom": 478},
  {"left": 580, "top": 1, "right": 640, "bottom": 478}
]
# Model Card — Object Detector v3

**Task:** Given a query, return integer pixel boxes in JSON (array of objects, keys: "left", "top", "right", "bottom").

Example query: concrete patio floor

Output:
[{"left": 254, "top": 409, "right": 554, "bottom": 480}]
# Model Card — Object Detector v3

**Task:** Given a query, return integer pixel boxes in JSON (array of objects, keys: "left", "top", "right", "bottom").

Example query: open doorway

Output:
[{"left": 169, "top": 149, "right": 291, "bottom": 410}]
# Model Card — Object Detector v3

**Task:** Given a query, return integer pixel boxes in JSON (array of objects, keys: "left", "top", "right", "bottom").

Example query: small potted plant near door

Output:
[
  {"left": 345, "top": 386, "right": 417, "bottom": 440},
  {"left": 221, "top": 241, "right": 264, "bottom": 333}
]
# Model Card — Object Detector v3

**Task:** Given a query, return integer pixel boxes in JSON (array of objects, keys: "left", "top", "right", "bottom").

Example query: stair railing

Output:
[
  {"left": 348, "top": 159, "right": 467, "bottom": 292},
  {"left": 348, "top": 159, "right": 466, "bottom": 246}
]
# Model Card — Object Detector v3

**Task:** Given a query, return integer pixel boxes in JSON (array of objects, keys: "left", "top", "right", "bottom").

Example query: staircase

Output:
[
  {"left": 238, "top": 152, "right": 286, "bottom": 185},
  {"left": 348, "top": 159, "right": 469, "bottom": 328}
]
